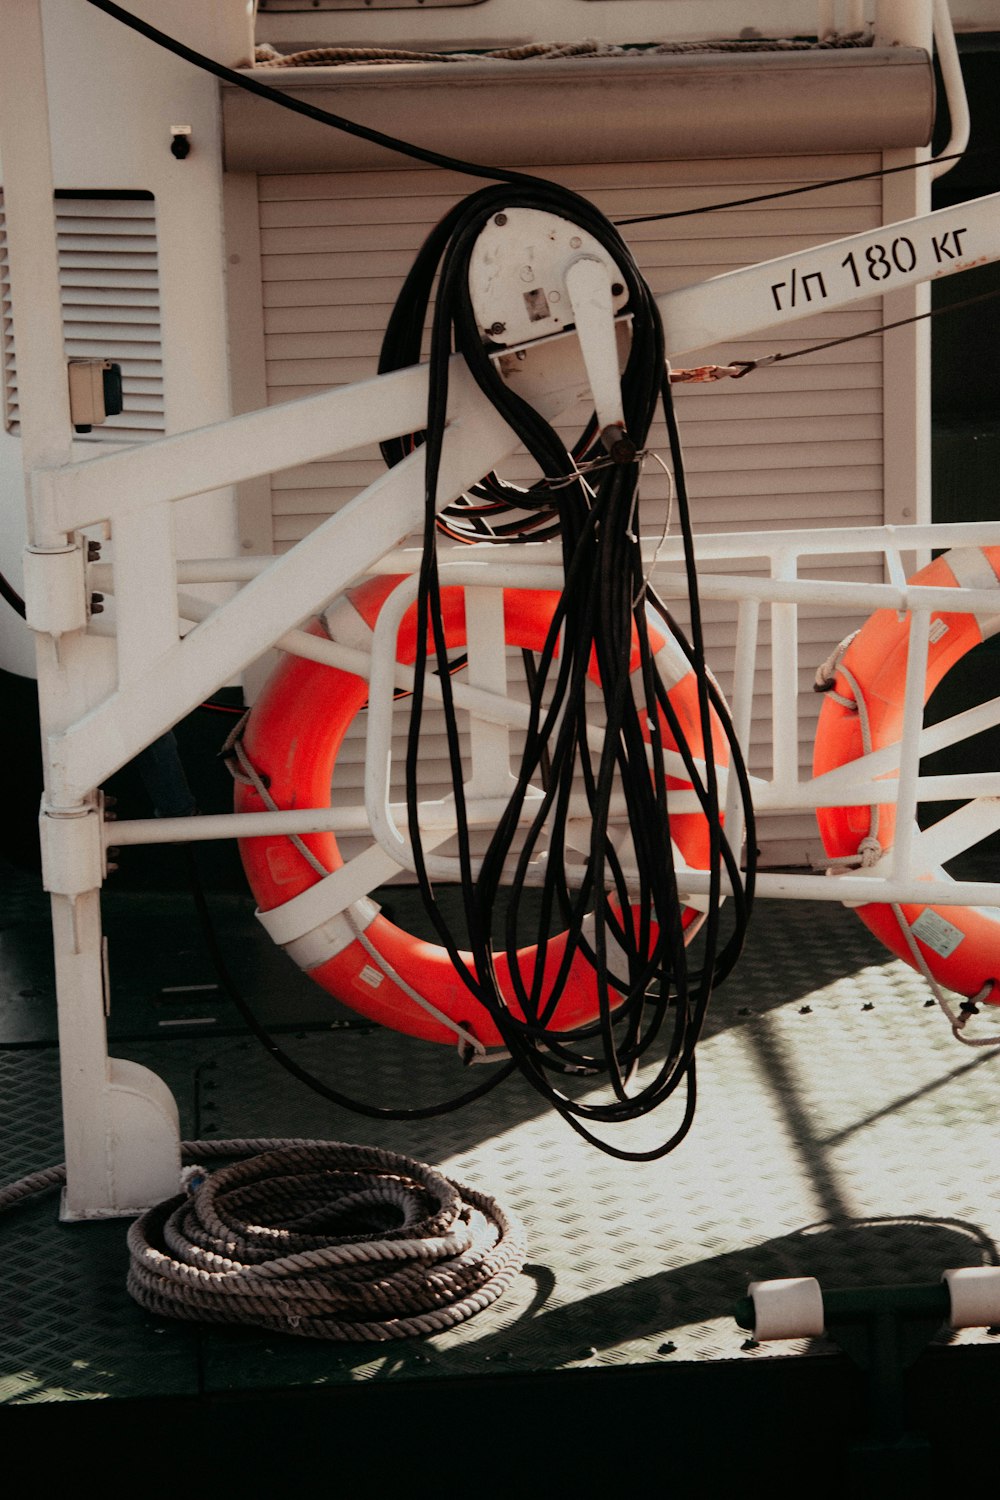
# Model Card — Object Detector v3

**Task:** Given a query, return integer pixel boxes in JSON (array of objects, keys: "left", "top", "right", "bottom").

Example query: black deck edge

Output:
[{"left": 2, "top": 1342, "right": 997, "bottom": 1491}]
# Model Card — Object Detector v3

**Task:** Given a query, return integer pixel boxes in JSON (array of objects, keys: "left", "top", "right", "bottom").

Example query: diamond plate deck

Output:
[{"left": 2, "top": 883, "right": 999, "bottom": 1414}]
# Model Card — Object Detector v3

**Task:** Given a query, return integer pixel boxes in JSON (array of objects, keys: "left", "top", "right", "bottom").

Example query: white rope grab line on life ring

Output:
[{"left": 815, "top": 546, "right": 1000, "bottom": 1050}]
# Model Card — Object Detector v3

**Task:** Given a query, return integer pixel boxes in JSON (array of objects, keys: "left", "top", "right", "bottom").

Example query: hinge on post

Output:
[
  {"left": 38, "top": 798, "right": 106, "bottom": 897},
  {"left": 468, "top": 207, "right": 633, "bottom": 445},
  {"left": 22, "top": 541, "right": 88, "bottom": 637}
]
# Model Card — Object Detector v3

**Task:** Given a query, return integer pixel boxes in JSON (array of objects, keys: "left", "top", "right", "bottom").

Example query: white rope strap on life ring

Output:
[
  {"left": 226, "top": 727, "right": 497, "bottom": 1062},
  {"left": 814, "top": 630, "right": 861, "bottom": 708},
  {"left": 817, "top": 661, "right": 884, "bottom": 872},
  {"left": 889, "top": 903, "right": 999, "bottom": 1048}
]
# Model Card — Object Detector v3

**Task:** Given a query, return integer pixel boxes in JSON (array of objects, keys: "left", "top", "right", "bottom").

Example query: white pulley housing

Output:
[{"left": 468, "top": 207, "right": 630, "bottom": 348}]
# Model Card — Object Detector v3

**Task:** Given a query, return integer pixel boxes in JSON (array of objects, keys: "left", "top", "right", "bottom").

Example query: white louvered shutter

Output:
[
  {"left": 2, "top": 192, "right": 164, "bottom": 444},
  {"left": 253, "top": 156, "right": 888, "bottom": 865}
]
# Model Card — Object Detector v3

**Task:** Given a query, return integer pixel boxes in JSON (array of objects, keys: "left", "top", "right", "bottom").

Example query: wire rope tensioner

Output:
[{"left": 468, "top": 207, "right": 634, "bottom": 455}]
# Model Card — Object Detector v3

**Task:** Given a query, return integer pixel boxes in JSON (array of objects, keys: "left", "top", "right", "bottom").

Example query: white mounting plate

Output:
[{"left": 468, "top": 207, "right": 630, "bottom": 348}]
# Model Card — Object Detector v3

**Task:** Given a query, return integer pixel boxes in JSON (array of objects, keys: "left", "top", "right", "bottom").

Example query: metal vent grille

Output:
[{"left": 1, "top": 191, "right": 164, "bottom": 444}]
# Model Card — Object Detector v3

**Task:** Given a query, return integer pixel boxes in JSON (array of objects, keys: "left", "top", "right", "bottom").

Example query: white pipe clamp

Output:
[
  {"left": 748, "top": 1276, "right": 826, "bottom": 1340},
  {"left": 943, "top": 1267, "right": 1000, "bottom": 1330}
]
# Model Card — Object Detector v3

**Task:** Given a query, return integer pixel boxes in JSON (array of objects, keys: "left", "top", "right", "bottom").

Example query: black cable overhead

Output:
[
  {"left": 614, "top": 146, "right": 1000, "bottom": 225},
  {"left": 0, "top": 572, "right": 26, "bottom": 618},
  {"left": 85, "top": 0, "right": 556, "bottom": 190}
]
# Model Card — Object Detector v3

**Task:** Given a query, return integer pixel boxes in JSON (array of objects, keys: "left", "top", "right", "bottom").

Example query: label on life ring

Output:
[{"left": 910, "top": 909, "right": 965, "bottom": 959}]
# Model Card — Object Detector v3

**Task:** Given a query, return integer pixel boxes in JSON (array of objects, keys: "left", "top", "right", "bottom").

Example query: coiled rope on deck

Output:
[
  {"left": 126, "top": 1140, "right": 526, "bottom": 1340},
  {"left": 1, "top": 1139, "right": 527, "bottom": 1341}
]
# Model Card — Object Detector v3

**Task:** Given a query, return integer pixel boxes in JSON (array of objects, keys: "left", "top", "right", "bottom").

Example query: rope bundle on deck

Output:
[{"left": 126, "top": 1141, "right": 526, "bottom": 1340}]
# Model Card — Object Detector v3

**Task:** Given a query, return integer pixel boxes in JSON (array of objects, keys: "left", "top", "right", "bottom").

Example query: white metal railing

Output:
[{"left": 96, "top": 522, "right": 1000, "bottom": 908}]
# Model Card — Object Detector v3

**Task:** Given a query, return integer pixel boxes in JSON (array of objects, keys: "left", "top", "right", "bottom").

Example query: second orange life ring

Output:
[{"left": 813, "top": 545, "right": 1000, "bottom": 1009}]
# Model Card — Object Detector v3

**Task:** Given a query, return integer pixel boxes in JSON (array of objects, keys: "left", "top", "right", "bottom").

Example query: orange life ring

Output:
[
  {"left": 235, "top": 576, "right": 729, "bottom": 1048},
  {"left": 813, "top": 545, "right": 1000, "bottom": 1007}
]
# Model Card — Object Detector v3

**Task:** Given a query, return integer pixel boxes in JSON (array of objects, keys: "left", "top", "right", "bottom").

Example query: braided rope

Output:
[
  {"left": 0, "top": 1162, "right": 68, "bottom": 1212},
  {"left": 253, "top": 37, "right": 873, "bottom": 69},
  {"left": 127, "top": 1141, "right": 526, "bottom": 1340},
  {"left": 2, "top": 1139, "right": 526, "bottom": 1340}
]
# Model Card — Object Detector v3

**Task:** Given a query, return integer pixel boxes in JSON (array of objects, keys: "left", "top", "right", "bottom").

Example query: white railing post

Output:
[
  {"left": 726, "top": 598, "right": 760, "bottom": 862},
  {"left": 770, "top": 554, "right": 801, "bottom": 793},
  {"left": 0, "top": 0, "right": 181, "bottom": 1218},
  {"left": 891, "top": 604, "right": 932, "bottom": 884}
]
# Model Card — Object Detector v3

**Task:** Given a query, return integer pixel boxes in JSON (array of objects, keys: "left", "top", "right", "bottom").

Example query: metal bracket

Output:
[
  {"left": 468, "top": 207, "right": 629, "bottom": 345},
  {"left": 468, "top": 207, "right": 632, "bottom": 443}
]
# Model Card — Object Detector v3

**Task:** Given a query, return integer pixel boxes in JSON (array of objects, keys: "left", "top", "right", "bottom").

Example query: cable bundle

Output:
[
  {"left": 126, "top": 1141, "right": 526, "bottom": 1340},
  {"left": 380, "top": 184, "right": 756, "bottom": 1160}
]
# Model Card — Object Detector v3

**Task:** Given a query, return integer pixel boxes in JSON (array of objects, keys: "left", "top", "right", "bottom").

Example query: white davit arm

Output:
[
  {"left": 657, "top": 191, "right": 1000, "bottom": 358},
  {"left": 495, "top": 188, "right": 1000, "bottom": 419}
]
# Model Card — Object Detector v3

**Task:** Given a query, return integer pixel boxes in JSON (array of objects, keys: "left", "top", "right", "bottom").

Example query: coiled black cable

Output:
[{"left": 382, "top": 182, "right": 756, "bottom": 1159}]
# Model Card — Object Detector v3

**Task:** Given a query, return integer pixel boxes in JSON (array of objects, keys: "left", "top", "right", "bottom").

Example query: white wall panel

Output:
[{"left": 246, "top": 151, "right": 897, "bottom": 866}]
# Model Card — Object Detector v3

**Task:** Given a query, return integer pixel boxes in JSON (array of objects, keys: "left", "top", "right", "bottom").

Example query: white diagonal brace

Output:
[
  {"left": 897, "top": 796, "right": 1000, "bottom": 874},
  {"left": 656, "top": 191, "right": 1000, "bottom": 356},
  {"left": 500, "top": 192, "right": 1000, "bottom": 412},
  {"left": 40, "top": 192, "right": 1000, "bottom": 538},
  {"left": 45, "top": 359, "right": 437, "bottom": 534},
  {"left": 811, "top": 697, "right": 1000, "bottom": 796},
  {"left": 49, "top": 363, "right": 522, "bottom": 803}
]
